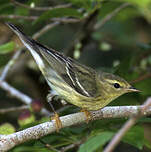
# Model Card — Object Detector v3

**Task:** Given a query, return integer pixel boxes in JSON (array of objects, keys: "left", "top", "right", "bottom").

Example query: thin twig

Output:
[
  {"left": 39, "top": 139, "right": 61, "bottom": 152},
  {"left": 103, "top": 97, "right": 151, "bottom": 152},
  {"left": 103, "top": 117, "right": 137, "bottom": 152},
  {"left": 33, "top": 22, "right": 60, "bottom": 39},
  {"left": 0, "top": 15, "right": 80, "bottom": 23},
  {"left": 94, "top": 3, "right": 130, "bottom": 30},
  {"left": 131, "top": 73, "right": 151, "bottom": 84},
  {"left": 0, "top": 50, "right": 22, "bottom": 81},
  {"left": 0, "top": 15, "right": 37, "bottom": 20},
  {"left": 61, "top": 140, "right": 82, "bottom": 152},
  {"left": 0, "top": 80, "right": 32, "bottom": 104},
  {"left": 11, "top": 0, "right": 72, "bottom": 11},
  {"left": 51, "top": 17, "right": 81, "bottom": 23},
  {"left": 0, "top": 105, "right": 29, "bottom": 114},
  {"left": 0, "top": 105, "right": 151, "bottom": 151},
  {"left": 0, "top": 80, "right": 50, "bottom": 116}
]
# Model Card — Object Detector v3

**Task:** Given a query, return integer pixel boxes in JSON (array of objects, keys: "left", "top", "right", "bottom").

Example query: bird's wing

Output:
[{"left": 40, "top": 47, "right": 98, "bottom": 97}]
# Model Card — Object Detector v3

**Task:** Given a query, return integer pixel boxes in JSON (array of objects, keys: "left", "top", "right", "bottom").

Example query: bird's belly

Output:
[
  {"left": 62, "top": 93, "right": 109, "bottom": 111},
  {"left": 48, "top": 81, "right": 110, "bottom": 111},
  {"left": 65, "top": 95, "right": 113, "bottom": 111}
]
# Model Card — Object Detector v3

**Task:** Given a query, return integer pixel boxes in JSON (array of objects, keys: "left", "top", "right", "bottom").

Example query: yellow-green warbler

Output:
[{"left": 6, "top": 23, "right": 139, "bottom": 130}]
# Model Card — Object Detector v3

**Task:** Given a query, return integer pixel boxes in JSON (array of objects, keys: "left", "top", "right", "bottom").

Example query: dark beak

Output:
[{"left": 127, "top": 86, "right": 141, "bottom": 92}]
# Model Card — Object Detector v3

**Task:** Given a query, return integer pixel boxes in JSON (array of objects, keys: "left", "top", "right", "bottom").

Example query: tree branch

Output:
[
  {"left": 0, "top": 80, "right": 50, "bottom": 116},
  {"left": 131, "top": 73, "right": 151, "bottom": 84},
  {"left": 61, "top": 140, "right": 83, "bottom": 152},
  {"left": 0, "top": 105, "right": 151, "bottom": 151},
  {"left": 0, "top": 15, "right": 37, "bottom": 20},
  {"left": 0, "top": 105, "right": 29, "bottom": 114},
  {"left": 0, "top": 49, "right": 22, "bottom": 81},
  {"left": 0, "top": 15, "right": 80, "bottom": 23},
  {"left": 0, "top": 80, "right": 32, "bottom": 104},
  {"left": 94, "top": 3, "right": 130, "bottom": 30},
  {"left": 33, "top": 22, "right": 60, "bottom": 39}
]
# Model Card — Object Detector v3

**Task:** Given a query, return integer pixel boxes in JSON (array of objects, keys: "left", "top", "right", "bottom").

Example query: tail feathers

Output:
[
  {"left": 6, "top": 22, "right": 45, "bottom": 70},
  {"left": 6, "top": 22, "right": 36, "bottom": 49},
  {"left": 6, "top": 22, "right": 22, "bottom": 34},
  {"left": 6, "top": 23, "right": 66, "bottom": 76},
  {"left": 6, "top": 22, "right": 54, "bottom": 54},
  {"left": 6, "top": 22, "right": 27, "bottom": 41}
]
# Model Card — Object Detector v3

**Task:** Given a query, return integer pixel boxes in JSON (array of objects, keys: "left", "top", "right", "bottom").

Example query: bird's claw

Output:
[{"left": 51, "top": 112, "right": 62, "bottom": 132}]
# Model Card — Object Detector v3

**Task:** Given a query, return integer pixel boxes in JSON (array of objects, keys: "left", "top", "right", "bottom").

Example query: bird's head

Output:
[{"left": 98, "top": 72, "right": 140, "bottom": 99}]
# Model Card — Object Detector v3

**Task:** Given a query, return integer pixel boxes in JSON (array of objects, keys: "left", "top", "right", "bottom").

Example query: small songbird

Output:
[{"left": 6, "top": 23, "right": 139, "bottom": 130}]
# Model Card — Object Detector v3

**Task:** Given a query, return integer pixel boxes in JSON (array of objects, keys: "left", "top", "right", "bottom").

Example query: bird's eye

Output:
[{"left": 114, "top": 83, "right": 120, "bottom": 89}]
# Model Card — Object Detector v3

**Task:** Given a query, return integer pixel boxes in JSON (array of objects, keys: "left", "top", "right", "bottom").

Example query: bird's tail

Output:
[
  {"left": 6, "top": 22, "right": 32, "bottom": 44},
  {"left": 6, "top": 22, "right": 46, "bottom": 71},
  {"left": 6, "top": 22, "right": 24, "bottom": 36}
]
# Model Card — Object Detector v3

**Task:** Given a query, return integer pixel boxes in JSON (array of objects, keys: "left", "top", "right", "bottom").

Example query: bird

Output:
[{"left": 6, "top": 22, "right": 139, "bottom": 131}]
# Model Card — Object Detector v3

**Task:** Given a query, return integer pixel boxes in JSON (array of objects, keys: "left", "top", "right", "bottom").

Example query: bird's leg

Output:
[
  {"left": 47, "top": 93, "right": 62, "bottom": 132},
  {"left": 81, "top": 109, "right": 92, "bottom": 123}
]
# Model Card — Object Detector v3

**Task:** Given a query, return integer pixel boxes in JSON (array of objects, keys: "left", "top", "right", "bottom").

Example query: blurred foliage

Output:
[
  {"left": 0, "top": 41, "right": 15, "bottom": 54},
  {"left": 0, "top": 0, "right": 151, "bottom": 151},
  {"left": 78, "top": 131, "right": 114, "bottom": 152},
  {"left": 0, "top": 123, "right": 15, "bottom": 134}
]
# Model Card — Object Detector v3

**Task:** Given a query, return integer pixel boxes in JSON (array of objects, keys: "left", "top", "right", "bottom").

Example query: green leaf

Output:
[
  {"left": 124, "top": 0, "right": 151, "bottom": 22},
  {"left": 124, "top": 0, "right": 151, "bottom": 8},
  {"left": 144, "top": 138, "right": 151, "bottom": 149},
  {"left": 122, "top": 126, "right": 144, "bottom": 150},
  {"left": 34, "top": 8, "right": 83, "bottom": 24},
  {"left": 78, "top": 131, "right": 114, "bottom": 152},
  {"left": 0, "top": 123, "right": 15, "bottom": 134},
  {"left": 0, "top": 41, "right": 15, "bottom": 54}
]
